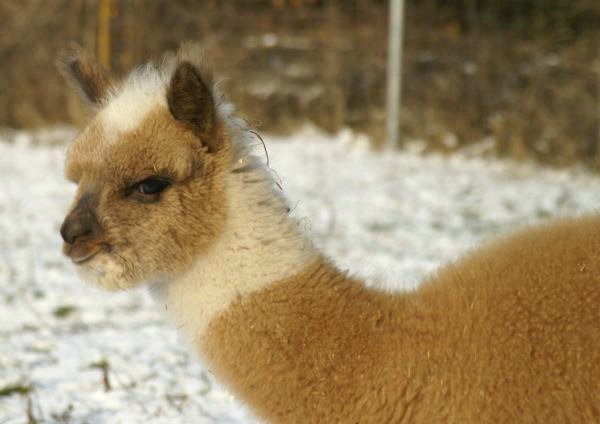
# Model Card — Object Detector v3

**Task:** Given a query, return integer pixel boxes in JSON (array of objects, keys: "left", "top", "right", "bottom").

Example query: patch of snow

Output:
[{"left": 1, "top": 125, "right": 600, "bottom": 422}]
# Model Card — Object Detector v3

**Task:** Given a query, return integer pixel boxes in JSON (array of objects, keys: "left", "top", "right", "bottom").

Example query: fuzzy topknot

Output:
[
  {"left": 58, "top": 41, "right": 260, "bottom": 171},
  {"left": 111, "top": 42, "right": 215, "bottom": 102},
  {"left": 93, "top": 44, "right": 210, "bottom": 134}
]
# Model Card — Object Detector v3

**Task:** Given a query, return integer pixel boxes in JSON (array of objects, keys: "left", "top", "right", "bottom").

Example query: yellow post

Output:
[{"left": 97, "top": 0, "right": 112, "bottom": 69}]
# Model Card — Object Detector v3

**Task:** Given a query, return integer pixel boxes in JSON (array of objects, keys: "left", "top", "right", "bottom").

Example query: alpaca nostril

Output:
[
  {"left": 61, "top": 193, "right": 102, "bottom": 245},
  {"left": 60, "top": 217, "right": 92, "bottom": 244}
]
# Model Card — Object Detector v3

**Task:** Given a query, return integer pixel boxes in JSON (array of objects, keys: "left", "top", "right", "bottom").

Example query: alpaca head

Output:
[{"left": 58, "top": 45, "right": 231, "bottom": 290}]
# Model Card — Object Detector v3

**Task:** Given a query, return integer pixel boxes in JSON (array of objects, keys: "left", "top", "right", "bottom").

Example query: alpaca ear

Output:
[
  {"left": 56, "top": 46, "right": 113, "bottom": 106},
  {"left": 167, "top": 61, "right": 218, "bottom": 152}
]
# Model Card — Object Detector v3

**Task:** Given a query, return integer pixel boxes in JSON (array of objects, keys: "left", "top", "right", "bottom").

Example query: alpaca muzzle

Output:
[{"left": 60, "top": 194, "right": 105, "bottom": 264}]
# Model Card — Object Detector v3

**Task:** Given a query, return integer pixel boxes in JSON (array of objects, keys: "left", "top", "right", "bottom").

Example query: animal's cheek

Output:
[{"left": 96, "top": 218, "right": 129, "bottom": 247}]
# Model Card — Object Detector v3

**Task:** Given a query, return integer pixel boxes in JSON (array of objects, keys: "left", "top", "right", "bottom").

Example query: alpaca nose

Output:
[
  {"left": 60, "top": 195, "right": 101, "bottom": 244},
  {"left": 60, "top": 214, "right": 91, "bottom": 244}
]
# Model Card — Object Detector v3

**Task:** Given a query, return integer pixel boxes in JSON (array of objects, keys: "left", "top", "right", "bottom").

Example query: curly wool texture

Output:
[{"left": 203, "top": 217, "right": 600, "bottom": 423}]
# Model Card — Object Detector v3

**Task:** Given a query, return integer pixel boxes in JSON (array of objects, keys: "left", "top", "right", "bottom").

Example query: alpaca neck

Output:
[
  {"left": 151, "top": 156, "right": 318, "bottom": 344},
  {"left": 199, "top": 255, "right": 421, "bottom": 423}
]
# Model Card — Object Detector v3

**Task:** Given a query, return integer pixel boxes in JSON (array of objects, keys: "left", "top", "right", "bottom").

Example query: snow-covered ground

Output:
[{"left": 1, "top": 126, "right": 599, "bottom": 423}]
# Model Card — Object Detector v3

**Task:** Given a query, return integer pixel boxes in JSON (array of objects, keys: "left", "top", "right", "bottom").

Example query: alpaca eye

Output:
[{"left": 136, "top": 178, "right": 170, "bottom": 195}]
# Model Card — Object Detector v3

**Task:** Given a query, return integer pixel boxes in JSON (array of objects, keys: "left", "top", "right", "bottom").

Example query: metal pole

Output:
[{"left": 386, "top": 0, "right": 405, "bottom": 149}]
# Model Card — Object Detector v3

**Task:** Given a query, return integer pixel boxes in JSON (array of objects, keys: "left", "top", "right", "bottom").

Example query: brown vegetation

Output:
[{"left": 1, "top": 0, "right": 598, "bottom": 166}]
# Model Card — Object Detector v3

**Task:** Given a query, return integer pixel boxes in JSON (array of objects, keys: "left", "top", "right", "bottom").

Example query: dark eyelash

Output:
[{"left": 126, "top": 176, "right": 171, "bottom": 197}]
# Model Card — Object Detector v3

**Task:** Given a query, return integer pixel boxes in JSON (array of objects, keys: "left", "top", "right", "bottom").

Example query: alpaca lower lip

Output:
[
  {"left": 66, "top": 242, "right": 106, "bottom": 265},
  {"left": 71, "top": 249, "right": 101, "bottom": 264}
]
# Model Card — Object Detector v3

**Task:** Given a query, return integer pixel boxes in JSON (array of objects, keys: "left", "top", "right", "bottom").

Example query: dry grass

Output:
[{"left": 0, "top": 0, "right": 598, "bottom": 167}]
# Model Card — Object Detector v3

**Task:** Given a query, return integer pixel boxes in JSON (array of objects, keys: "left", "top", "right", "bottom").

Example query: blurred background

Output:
[
  {"left": 1, "top": 0, "right": 599, "bottom": 166},
  {"left": 2, "top": 1, "right": 600, "bottom": 422}
]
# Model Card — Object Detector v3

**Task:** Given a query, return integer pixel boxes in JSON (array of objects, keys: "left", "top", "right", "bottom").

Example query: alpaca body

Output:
[
  {"left": 163, "top": 190, "right": 600, "bottom": 423},
  {"left": 57, "top": 45, "right": 599, "bottom": 423}
]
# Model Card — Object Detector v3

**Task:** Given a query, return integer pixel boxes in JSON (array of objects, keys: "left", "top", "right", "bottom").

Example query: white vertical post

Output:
[
  {"left": 597, "top": 60, "right": 600, "bottom": 160},
  {"left": 386, "top": 0, "right": 406, "bottom": 149}
]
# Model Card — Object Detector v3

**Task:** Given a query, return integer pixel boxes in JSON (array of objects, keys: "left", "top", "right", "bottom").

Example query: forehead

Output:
[
  {"left": 101, "top": 73, "right": 168, "bottom": 135},
  {"left": 66, "top": 104, "right": 200, "bottom": 184}
]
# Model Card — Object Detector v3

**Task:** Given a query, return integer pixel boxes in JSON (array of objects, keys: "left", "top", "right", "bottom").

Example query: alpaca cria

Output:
[{"left": 58, "top": 44, "right": 599, "bottom": 423}]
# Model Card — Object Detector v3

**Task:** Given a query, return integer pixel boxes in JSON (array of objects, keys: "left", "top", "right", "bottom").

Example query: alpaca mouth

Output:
[{"left": 65, "top": 240, "right": 108, "bottom": 265}]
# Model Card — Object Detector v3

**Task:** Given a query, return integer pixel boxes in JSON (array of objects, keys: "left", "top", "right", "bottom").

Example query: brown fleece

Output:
[{"left": 203, "top": 215, "right": 600, "bottom": 423}]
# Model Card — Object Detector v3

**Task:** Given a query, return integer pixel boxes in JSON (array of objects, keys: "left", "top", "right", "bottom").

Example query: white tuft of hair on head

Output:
[
  {"left": 93, "top": 44, "right": 262, "bottom": 167},
  {"left": 99, "top": 63, "right": 169, "bottom": 137}
]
